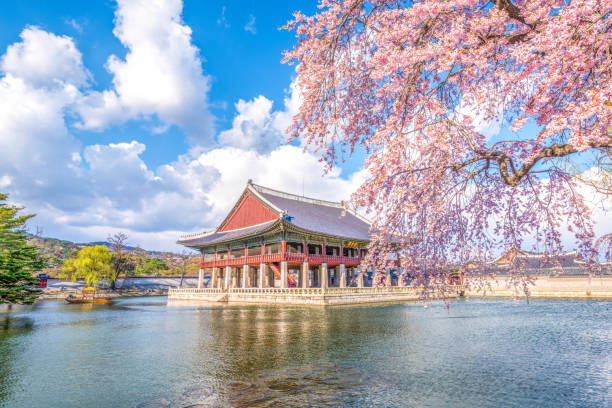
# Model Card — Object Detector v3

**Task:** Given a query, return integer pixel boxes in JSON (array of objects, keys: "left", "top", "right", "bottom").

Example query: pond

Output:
[{"left": 0, "top": 297, "right": 610, "bottom": 407}]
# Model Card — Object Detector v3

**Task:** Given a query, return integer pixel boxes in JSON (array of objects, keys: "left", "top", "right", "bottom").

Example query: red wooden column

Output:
[
  {"left": 282, "top": 239, "right": 287, "bottom": 260},
  {"left": 303, "top": 241, "right": 308, "bottom": 260},
  {"left": 200, "top": 253, "right": 204, "bottom": 268}
]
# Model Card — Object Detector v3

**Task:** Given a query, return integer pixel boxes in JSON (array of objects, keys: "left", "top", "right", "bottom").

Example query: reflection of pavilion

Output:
[{"left": 169, "top": 181, "right": 422, "bottom": 305}]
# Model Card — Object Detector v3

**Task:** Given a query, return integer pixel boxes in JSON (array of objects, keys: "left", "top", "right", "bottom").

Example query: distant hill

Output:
[{"left": 27, "top": 235, "right": 192, "bottom": 272}]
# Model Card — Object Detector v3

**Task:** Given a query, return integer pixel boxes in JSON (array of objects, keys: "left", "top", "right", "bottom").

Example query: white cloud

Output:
[
  {"left": 244, "top": 14, "right": 256, "bottom": 34},
  {"left": 11, "top": 140, "right": 364, "bottom": 251},
  {"left": 65, "top": 18, "right": 84, "bottom": 33},
  {"left": 76, "top": 0, "right": 214, "bottom": 144},
  {"left": 218, "top": 81, "right": 302, "bottom": 153},
  {"left": 188, "top": 145, "right": 366, "bottom": 227},
  {"left": 218, "top": 96, "right": 281, "bottom": 152},
  {"left": 0, "top": 175, "right": 11, "bottom": 189},
  {"left": 457, "top": 95, "right": 503, "bottom": 139},
  {"left": 0, "top": 74, "right": 86, "bottom": 211},
  {"left": 217, "top": 6, "right": 230, "bottom": 28},
  {"left": 1, "top": 26, "right": 90, "bottom": 88}
]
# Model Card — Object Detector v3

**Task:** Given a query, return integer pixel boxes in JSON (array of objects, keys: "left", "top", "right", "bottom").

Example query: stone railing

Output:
[
  {"left": 170, "top": 286, "right": 421, "bottom": 295},
  {"left": 168, "top": 288, "right": 225, "bottom": 295}
]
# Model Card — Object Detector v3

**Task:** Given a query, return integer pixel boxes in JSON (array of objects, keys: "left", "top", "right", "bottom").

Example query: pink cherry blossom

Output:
[{"left": 283, "top": 0, "right": 611, "bottom": 299}]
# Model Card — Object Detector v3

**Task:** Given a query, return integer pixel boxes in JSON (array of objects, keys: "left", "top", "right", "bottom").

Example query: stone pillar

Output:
[
  {"left": 224, "top": 266, "right": 231, "bottom": 289},
  {"left": 197, "top": 268, "right": 204, "bottom": 289},
  {"left": 385, "top": 272, "right": 392, "bottom": 287},
  {"left": 242, "top": 265, "right": 249, "bottom": 288},
  {"left": 321, "top": 263, "right": 328, "bottom": 289},
  {"left": 210, "top": 267, "right": 218, "bottom": 288},
  {"left": 301, "top": 261, "right": 309, "bottom": 288},
  {"left": 357, "top": 265, "right": 364, "bottom": 288},
  {"left": 280, "top": 261, "right": 288, "bottom": 289},
  {"left": 339, "top": 264, "right": 346, "bottom": 288},
  {"left": 259, "top": 263, "right": 267, "bottom": 288},
  {"left": 231, "top": 268, "right": 238, "bottom": 288}
]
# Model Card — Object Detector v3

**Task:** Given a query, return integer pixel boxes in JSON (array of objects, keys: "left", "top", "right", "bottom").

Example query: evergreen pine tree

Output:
[{"left": 0, "top": 193, "right": 45, "bottom": 304}]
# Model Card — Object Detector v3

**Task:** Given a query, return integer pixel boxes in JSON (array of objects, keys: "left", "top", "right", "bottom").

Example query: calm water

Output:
[{"left": 0, "top": 297, "right": 610, "bottom": 408}]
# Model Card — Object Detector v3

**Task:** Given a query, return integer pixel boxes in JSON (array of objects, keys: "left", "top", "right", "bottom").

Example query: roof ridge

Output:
[
  {"left": 251, "top": 183, "right": 343, "bottom": 208},
  {"left": 178, "top": 220, "right": 279, "bottom": 243}
]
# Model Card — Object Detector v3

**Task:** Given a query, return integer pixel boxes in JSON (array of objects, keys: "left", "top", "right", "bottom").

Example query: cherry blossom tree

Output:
[{"left": 283, "top": 0, "right": 611, "bottom": 297}]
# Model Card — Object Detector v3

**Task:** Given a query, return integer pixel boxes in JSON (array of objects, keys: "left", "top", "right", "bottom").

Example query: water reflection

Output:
[
  {"left": 0, "top": 297, "right": 610, "bottom": 408},
  {"left": 135, "top": 363, "right": 389, "bottom": 408}
]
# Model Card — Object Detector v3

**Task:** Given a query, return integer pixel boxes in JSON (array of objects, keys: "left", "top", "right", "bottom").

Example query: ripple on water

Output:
[
  {"left": 131, "top": 397, "right": 171, "bottom": 408},
  {"left": 137, "top": 362, "right": 387, "bottom": 408}
]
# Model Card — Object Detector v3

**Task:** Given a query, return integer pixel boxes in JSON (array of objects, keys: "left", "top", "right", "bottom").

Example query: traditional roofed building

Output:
[{"left": 177, "top": 180, "right": 372, "bottom": 290}]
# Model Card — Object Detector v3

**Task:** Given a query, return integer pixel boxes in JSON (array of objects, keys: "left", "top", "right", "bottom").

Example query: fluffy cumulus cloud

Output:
[
  {"left": 218, "top": 81, "right": 302, "bottom": 153},
  {"left": 185, "top": 145, "right": 366, "bottom": 226},
  {"left": 76, "top": 0, "right": 214, "bottom": 144},
  {"left": 1, "top": 26, "right": 90, "bottom": 88},
  {"left": 0, "top": 13, "right": 358, "bottom": 251},
  {"left": 0, "top": 28, "right": 87, "bottom": 212}
]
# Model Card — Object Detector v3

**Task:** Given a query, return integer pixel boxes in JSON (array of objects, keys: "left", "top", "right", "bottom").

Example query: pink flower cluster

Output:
[{"left": 283, "top": 0, "right": 610, "bottom": 299}]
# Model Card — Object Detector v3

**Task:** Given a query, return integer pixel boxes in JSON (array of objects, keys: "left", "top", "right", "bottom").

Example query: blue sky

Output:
[
  {"left": 0, "top": 0, "right": 607, "bottom": 252},
  {"left": 0, "top": 0, "right": 367, "bottom": 250},
  {"left": 0, "top": 0, "right": 321, "bottom": 167}
]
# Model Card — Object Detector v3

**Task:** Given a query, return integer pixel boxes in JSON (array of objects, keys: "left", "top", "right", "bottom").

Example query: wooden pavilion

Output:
[{"left": 177, "top": 180, "right": 372, "bottom": 290}]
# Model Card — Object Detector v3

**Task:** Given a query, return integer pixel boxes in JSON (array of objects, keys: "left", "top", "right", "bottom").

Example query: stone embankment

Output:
[
  {"left": 466, "top": 276, "right": 612, "bottom": 299},
  {"left": 39, "top": 277, "right": 198, "bottom": 299}
]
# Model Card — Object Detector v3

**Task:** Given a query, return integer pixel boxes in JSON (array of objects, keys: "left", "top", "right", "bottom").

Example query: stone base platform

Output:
[{"left": 167, "top": 287, "right": 443, "bottom": 305}]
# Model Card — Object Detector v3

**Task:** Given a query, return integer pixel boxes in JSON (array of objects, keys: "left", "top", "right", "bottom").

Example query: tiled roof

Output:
[
  {"left": 177, "top": 182, "right": 372, "bottom": 248},
  {"left": 178, "top": 220, "right": 277, "bottom": 247},
  {"left": 253, "top": 184, "right": 371, "bottom": 241}
]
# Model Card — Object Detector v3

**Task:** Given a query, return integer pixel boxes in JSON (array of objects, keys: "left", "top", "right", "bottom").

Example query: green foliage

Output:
[
  {"left": 60, "top": 245, "right": 112, "bottom": 288},
  {"left": 0, "top": 193, "right": 45, "bottom": 304},
  {"left": 138, "top": 258, "right": 169, "bottom": 276}
]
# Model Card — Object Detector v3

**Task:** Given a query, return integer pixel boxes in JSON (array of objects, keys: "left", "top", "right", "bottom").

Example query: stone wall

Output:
[{"left": 466, "top": 276, "right": 612, "bottom": 299}]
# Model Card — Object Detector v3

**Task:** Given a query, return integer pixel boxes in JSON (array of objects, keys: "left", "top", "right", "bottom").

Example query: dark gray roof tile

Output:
[
  {"left": 178, "top": 221, "right": 276, "bottom": 247},
  {"left": 256, "top": 186, "right": 371, "bottom": 241}
]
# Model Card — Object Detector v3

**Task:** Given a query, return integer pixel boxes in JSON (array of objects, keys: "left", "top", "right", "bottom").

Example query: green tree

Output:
[
  {"left": 138, "top": 258, "right": 168, "bottom": 276},
  {"left": 0, "top": 193, "right": 45, "bottom": 304},
  {"left": 60, "top": 245, "right": 111, "bottom": 288}
]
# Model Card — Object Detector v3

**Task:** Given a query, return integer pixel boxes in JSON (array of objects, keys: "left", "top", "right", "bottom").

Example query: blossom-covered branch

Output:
[{"left": 283, "top": 0, "right": 611, "bottom": 298}]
